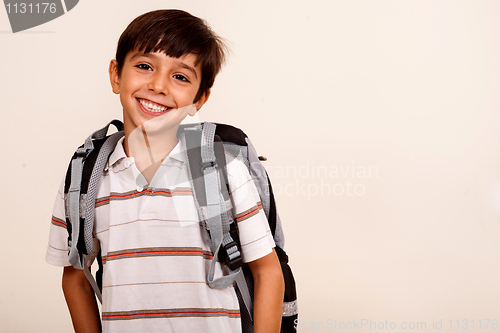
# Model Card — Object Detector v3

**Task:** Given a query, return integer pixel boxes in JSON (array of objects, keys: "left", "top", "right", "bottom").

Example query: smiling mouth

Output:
[{"left": 138, "top": 98, "right": 173, "bottom": 113}]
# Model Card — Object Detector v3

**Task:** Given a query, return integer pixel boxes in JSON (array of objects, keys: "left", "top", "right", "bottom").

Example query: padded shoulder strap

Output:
[
  {"left": 65, "top": 120, "right": 124, "bottom": 269},
  {"left": 183, "top": 122, "right": 252, "bottom": 318}
]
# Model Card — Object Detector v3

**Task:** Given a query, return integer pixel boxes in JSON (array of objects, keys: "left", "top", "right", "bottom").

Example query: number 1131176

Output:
[
  {"left": 5, "top": 3, "right": 58, "bottom": 14},
  {"left": 449, "top": 319, "right": 498, "bottom": 330}
]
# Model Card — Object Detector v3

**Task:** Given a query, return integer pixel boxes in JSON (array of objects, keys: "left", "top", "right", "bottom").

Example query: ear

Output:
[
  {"left": 109, "top": 60, "right": 120, "bottom": 94},
  {"left": 192, "top": 89, "right": 211, "bottom": 115}
]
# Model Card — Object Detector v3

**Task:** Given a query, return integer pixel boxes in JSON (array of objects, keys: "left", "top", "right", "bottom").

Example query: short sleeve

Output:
[
  {"left": 226, "top": 154, "right": 275, "bottom": 263},
  {"left": 45, "top": 179, "right": 71, "bottom": 267}
]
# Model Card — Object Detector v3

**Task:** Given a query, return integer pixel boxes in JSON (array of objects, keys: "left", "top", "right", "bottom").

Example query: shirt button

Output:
[
  {"left": 125, "top": 160, "right": 131, "bottom": 168},
  {"left": 136, "top": 186, "right": 143, "bottom": 192}
]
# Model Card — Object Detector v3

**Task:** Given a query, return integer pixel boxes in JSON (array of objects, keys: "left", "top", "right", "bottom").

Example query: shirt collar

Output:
[
  {"left": 105, "top": 137, "right": 127, "bottom": 171},
  {"left": 162, "top": 134, "right": 186, "bottom": 165},
  {"left": 105, "top": 135, "right": 186, "bottom": 171}
]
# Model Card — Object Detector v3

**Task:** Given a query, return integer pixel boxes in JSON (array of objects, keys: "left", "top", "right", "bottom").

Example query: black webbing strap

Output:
[{"left": 267, "top": 173, "right": 278, "bottom": 237}]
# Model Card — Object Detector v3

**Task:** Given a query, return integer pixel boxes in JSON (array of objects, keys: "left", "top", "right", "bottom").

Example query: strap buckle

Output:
[
  {"left": 222, "top": 240, "right": 243, "bottom": 270},
  {"left": 73, "top": 147, "right": 91, "bottom": 159},
  {"left": 217, "top": 223, "right": 243, "bottom": 270},
  {"left": 73, "top": 150, "right": 87, "bottom": 159}
]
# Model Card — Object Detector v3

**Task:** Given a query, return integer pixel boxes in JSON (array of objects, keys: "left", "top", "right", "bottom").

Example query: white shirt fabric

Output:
[{"left": 46, "top": 135, "right": 275, "bottom": 333}]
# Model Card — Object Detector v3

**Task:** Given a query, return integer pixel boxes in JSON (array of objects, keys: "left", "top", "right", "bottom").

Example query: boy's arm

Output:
[
  {"left": 247, "top": 248, "right": 285, "bottom": 333},
  {"left": 62, "top": 266, "right": 101, "bottom": 333}
]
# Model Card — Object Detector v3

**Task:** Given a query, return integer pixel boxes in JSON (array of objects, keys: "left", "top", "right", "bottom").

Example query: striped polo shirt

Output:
[{"left": 46, "top": 135, "right": 275, "bottom": 333}]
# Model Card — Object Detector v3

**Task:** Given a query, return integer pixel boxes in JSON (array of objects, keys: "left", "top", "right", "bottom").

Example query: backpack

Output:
[{"left": 64, "top": 119, "right": 298, "bottom": 332}]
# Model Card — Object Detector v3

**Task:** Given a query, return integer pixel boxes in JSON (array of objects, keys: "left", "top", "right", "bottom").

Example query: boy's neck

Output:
[{"left": 123, "top": 124, "right": 180, "bottom": 183}]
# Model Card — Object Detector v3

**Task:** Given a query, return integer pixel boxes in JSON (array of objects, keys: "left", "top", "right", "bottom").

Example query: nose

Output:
[{"left": 148, "top": 72, "right": 169, "bottom": 95}]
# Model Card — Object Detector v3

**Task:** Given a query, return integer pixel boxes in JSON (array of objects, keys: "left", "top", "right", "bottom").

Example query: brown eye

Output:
[
  {"left": 173, "top": 74, "right": 189, "bottom": 82},
  {"left": 136, "top": 63, "right": 152, "bottom": 71}
]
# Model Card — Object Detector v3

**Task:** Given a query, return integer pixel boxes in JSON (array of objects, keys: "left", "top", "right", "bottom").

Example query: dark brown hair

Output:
[{"left": 115, "top": 9, "right": 227, "bottom": 102}]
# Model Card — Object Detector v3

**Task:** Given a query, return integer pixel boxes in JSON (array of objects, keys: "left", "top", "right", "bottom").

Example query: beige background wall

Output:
[{"left": 1, "top": 1, "right": 500, "bottom": 332}]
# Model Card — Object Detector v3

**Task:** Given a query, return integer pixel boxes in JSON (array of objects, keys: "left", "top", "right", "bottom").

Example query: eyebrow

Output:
[
  {"left": 178, "top": 62, "right": 198, "bottom": 79},
  {"left": 129, "top": 52, "right": 198, "bottom": 79}
]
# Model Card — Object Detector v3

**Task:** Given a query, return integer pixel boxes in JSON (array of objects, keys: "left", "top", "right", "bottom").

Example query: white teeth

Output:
[{"left": 140, "top": 99, "right": 169, "bottom": 113}]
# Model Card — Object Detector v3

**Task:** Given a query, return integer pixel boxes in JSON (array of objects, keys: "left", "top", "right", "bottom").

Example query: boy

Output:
[{"left": 46, "top": 9, "right": 284, "bottom": 333}]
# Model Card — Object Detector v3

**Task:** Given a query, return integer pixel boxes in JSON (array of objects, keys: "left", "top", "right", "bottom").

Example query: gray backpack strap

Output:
[
  {"left": 67, "top": 120, "right": 124, "bottom": 269},
  {"left": 200, "top": 122, "right": 235, "bottom": 284},
  {"left": 83, "top": 265, "right": 102, "bottom": 303},
  {"left": 182, "top": 123, "right": 253, "bottom": 320},
  {"left": 67, "top": 148, "right": 86, "bottom": 269},
  {"left": 81, "top": 130, "right": 124, "bottom": 305},
  {"left": 200, "top": 123, "right": 253, "bottom": 320},
  {"left": 82, "top": 130, "right": 124, "bottom": 255},
  {"left": 66, "top": 120, "right": 124, "bottom": 304}
]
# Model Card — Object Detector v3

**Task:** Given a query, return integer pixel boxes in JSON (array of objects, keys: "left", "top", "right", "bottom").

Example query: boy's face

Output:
[{"left": 109, "top": 50, "right": 209, "bottom": 135}]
